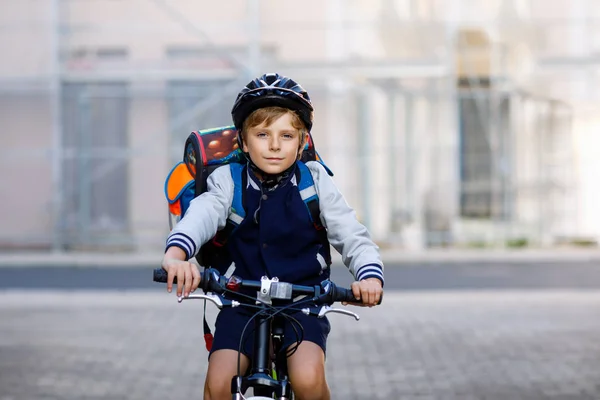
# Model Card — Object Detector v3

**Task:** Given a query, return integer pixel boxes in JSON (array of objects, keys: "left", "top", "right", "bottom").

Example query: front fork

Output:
[
  {"left": 231, "top": 374, "right": 292, "bottom": 399},
  {"left": 231, "top": 316, "right": 293, "bottom": 399}
]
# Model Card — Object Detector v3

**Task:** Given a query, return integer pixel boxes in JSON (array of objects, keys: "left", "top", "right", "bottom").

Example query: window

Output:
[
  {"left": 166, "top": 80, "right": 236, "bottom": 162},
  {"left": 459, "top": 79, "right": 512, "bottom": 219},
  {"left": 96, "top": 47, "right": 128, "bottom": 60},
  {"left": 61, "top": 82, "right": 130, "bottom": 245},
  {"left": 65, "top": 47, "right": 128, "bottom": 70}
]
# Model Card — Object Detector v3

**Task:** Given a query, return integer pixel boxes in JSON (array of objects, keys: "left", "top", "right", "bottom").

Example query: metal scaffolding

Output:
[{"left": 0, "top": 0, "right": 596, "bottom": 251}]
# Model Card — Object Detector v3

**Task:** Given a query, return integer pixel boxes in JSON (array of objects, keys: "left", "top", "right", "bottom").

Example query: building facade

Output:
[{"left": 1, "top": 0, "right": 598, "bottom": 251}]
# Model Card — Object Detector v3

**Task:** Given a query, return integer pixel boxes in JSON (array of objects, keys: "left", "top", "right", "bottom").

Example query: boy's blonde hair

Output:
[{"left": 242, "top": 106, "right": 307, "bottom": 137}]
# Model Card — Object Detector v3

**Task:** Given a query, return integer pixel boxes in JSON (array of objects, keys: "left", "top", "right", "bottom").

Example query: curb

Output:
[{"left": 0, "top": 249, "right": 599, "bottom": 268}]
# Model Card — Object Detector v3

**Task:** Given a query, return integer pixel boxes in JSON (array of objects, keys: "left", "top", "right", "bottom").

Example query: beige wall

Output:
[
  {"left": 0, "top": 2, "right": 54, "bottom": 246},
  {"left": 128, "top": 84, "right": 171, "bottom": 250},
  {"left": 0, "top": 1, "right": 52, "bottom": 77},
  {"left": 0, "top": 96, "right": 54, "bottom": 246},
  {"left": 1, "top": 0, "right": 598, "bottom": 249}
]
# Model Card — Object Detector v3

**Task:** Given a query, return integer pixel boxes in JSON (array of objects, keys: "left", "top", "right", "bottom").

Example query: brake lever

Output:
[
  {"left": 177, "top": 293, "right": 239, "bottom": 309},
  {"left": 301, "top": 306, "right": 360, "bottom": 321}
]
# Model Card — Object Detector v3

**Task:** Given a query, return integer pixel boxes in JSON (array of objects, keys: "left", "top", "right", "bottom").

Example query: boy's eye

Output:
[
  {"left": 256, "top": 132, "right": 268, "bottom": 137},
  {"left": 282, "top": 133, "right": 294, "bottom": 139}
]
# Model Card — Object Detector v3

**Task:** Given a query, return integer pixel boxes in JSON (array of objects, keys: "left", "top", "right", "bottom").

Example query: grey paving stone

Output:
[{"left": 0, "top": 290, "right": 599, "bottom": 400}]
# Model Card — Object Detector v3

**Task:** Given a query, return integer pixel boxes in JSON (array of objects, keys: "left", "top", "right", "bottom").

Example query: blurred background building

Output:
[{"left": 1, "top": 0, "right": 599, "bottom": 253}]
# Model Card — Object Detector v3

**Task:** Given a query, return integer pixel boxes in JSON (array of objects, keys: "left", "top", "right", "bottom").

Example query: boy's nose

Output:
[{"left": 270, "top": 137, "right": 281, "bottom": 150}]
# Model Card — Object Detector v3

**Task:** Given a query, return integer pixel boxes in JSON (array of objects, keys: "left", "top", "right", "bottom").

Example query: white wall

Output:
[{"left": 572, "top": 106, "right": 600, "bottom": 240}]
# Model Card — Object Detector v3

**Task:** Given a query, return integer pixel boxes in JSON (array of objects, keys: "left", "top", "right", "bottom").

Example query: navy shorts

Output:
[{"left": 209, "top": 304, "right": 331, "bottom": 361}]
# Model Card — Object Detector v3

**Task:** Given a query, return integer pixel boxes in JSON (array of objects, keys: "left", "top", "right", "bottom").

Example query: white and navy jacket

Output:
[{"left": 166, "top": 161, "right": 384, "bottom": 286}]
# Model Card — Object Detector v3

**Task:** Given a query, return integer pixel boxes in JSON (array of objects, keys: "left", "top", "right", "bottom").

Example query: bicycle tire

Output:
[{"left": 245, "top": 397, "right": 276, "bottom": 400}]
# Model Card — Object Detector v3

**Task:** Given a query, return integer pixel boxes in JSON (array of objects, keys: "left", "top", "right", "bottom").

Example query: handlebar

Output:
[{"left": 152, "top": 267, "right": 379, "bottom": 306}]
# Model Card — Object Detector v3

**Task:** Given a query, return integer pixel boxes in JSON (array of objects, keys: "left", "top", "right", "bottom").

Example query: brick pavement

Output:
[{"left": 0, "top": 289, "right": 599, "bottom": 400}]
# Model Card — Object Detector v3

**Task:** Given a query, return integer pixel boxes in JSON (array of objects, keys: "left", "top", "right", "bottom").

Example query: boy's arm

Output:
[
  {"left": 165, "top": 165, "right": 234, "bottom": 260},
  {"left": 306, "top": 162, "right": 384, "bottom": 286}
]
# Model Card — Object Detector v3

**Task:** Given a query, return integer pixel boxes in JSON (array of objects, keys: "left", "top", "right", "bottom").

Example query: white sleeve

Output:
[
  {"left": 306, "top": 161, "right": 384, "bottom": 284},
  {"left": 165, "top": 165, "right": 234, "bottom": 260}
]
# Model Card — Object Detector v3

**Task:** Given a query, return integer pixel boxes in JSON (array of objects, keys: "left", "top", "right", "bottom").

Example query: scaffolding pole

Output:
[
  {"left": 247, "top": 0, "right": 261, "bottom": 79},
  {"left": 50, "top": 0, "right": 63, "bottom": 252}
]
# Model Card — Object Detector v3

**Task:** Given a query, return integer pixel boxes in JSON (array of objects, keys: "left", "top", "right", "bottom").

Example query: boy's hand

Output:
[
  {"left": 347, "top": 278, "right": 383, "bottom": 307},
  {"left": 161, "top": 257, "right": 201, "bottom": 298}
]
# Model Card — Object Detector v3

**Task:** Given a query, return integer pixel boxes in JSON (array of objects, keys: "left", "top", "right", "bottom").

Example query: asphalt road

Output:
[{"left": 1, "top": 261, "right": 600, "bottom": 290}]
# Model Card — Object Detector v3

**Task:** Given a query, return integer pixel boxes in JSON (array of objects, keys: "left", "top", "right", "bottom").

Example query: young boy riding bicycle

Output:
[{"left": 161, "top": 73, "right": 384, "bottom": 400}]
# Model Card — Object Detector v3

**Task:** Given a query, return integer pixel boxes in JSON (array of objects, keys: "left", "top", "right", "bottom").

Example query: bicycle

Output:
[{"left": 153, "top": 267, "right": 379, "bottom": 399}]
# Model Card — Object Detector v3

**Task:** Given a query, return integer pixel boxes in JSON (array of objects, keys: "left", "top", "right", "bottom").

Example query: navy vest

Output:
[{"left": 226, "top": 167, "right": 331, "bottom": 287}]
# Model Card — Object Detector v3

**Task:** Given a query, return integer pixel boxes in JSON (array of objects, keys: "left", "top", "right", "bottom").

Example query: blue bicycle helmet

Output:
[{"left": 231, "top": 73, "right": 314, "bottom": 132}]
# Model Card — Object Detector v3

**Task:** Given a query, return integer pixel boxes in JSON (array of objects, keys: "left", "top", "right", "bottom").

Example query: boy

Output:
[{"left": 161, "top": 73, "right": 384, "bottom": 400}]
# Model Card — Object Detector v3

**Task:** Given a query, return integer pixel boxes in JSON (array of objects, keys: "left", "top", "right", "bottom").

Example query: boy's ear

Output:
[
  {"left": 297, "top": 131, "right": 308, "bottom": 158},
  {"left": 239, "top": 131, "right": 248, "bottom": 153}
]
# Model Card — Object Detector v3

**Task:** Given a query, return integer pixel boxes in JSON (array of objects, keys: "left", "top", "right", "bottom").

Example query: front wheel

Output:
[
  {"left": 243, "top": 392, "right": 293, "bottom": 400},
  {"left": 246, "top": 396, "right": 273, "bottom": 400},
  {"left": 244, "top": 397, "right": 291, "bottom": 400},
  {"left": 243, "top": 393, "right": 293, "bottom": 400},
  {"left": 245, "top": 397, "right": 278, "bottom": 400}
]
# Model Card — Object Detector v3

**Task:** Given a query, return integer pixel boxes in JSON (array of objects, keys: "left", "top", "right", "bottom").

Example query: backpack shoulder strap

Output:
[
  {"left": 296, "top": 161, "right": 331, "bottom": 265},
  {"left": 296, "top": 161, "right": 324, "bottom": 230},
  {"left": 228, "top": 163, "right": 247, "bottom": 226},
  {"left": 208, "top": 163, "right": 246, "bottom": 248}
]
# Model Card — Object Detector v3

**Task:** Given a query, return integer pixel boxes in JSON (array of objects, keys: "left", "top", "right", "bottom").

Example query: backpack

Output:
[{"left": 164, "top": 125, "right": 333, "bottom": 270}]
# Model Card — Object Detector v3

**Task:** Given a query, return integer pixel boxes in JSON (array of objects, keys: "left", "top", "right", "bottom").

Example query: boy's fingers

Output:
[
  {"left": 370, "top": 286, "right": 378, "bottom": 305},
  {"left": 184, "top": 264, "right": 192, "bottom": 297},
  {"left": 361, "top": 285, "right": 371, "bottom": 305},
  {"left": 361, "top": 283, "right": 380, "bottom": 306},
  {"left": 371, "top": 287, "right": 378, "bottom": 305},
  {"left": 191, "top": 265, "right": 201, "bottom": 292},
  {"left": 348, "top": 281, "right": 384, "bottom": 307},
  {"left": 176, "top": 266, "right": 185, "bottom": 297},
  {"left": 351, "top": 282, "right": 361, "bottom": 300},
  {"left": 363, "top": 286, "right": 370, "bottom": 305},
  {"left": 166, "top": 266, "right": 175, "bottom": 293}
]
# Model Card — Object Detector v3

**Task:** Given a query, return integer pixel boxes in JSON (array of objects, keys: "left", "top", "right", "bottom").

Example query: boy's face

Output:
[{"left": 243, "top": 112, "right": 305, "bottom": 175}]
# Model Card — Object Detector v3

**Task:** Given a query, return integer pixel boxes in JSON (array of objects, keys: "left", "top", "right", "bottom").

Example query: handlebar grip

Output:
[
  {"left": 332, "top": 287, "right": 384, "bottom": 305},
  {"left": 334, "top": 288, "right": 363, "bottom": 304},
  {"left": 153, "top": 267, "right": 218, "bottom": 293},
  {"left": 153, "top": 268, "right": 169, "bottom": 283}
]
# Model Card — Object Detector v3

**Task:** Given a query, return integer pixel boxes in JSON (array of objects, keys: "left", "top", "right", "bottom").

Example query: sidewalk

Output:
[{"left": 0, "top": 248, "right": 599, "bottom": 268}]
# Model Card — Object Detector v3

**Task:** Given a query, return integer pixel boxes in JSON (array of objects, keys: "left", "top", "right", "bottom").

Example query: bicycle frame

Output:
[{"left": 231, "top": 301, "right": 293, "bottom": 399}]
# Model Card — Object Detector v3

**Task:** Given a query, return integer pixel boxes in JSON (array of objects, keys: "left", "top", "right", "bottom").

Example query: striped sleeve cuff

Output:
[
  {"left": 165, "top": 232, "right": 197, "bottom": 260},
  {"left": 355, "top": 263, "right": 384, "bottom": 286}
]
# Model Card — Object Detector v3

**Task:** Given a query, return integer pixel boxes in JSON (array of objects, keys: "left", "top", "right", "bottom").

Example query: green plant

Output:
[{"left": 506, "top": 238, "right": 529, "bottom": 248}]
